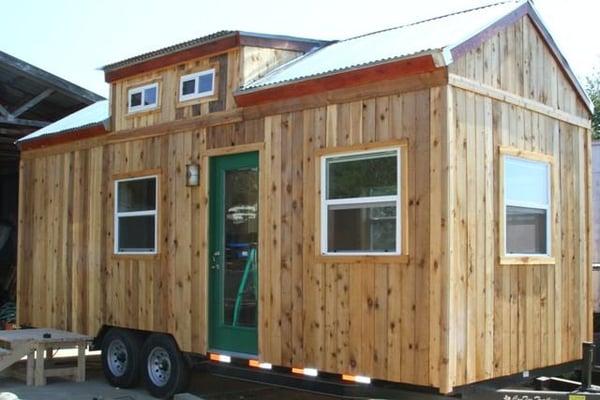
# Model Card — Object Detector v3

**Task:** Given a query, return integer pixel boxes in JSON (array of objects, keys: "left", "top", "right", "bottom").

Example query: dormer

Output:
[{"left": 102, "top": 31, "right": 327, "bottom": 132}]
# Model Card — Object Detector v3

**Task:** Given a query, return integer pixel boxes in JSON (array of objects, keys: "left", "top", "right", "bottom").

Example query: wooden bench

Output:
[{"left": 0, "top": 328, "right": 93, "bottom": 386}]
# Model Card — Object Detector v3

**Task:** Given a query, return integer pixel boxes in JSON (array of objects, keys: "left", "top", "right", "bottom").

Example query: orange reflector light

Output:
[
  {"left": 209, "top": 353, "right": 231, "bottom": 363},
  {"left": 249, "top": 360, "right": 272, "bottom": 369},
  {"left": 342, "top": 374, "right": 371, "bottom": 384},
  {"left": 292, "top": 367, "right": 318, "bottom": 377}
]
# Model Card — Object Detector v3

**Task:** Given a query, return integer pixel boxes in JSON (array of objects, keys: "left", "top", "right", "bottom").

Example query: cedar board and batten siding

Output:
[
  {"left": 18, "top": 90, "right": 441, "bottom": 388},
  {"left": 447, "top": 14, "right": 592, "bottom": 388},
  {"left": 16, "top": 17, "right": 592, "bottom": 396}
]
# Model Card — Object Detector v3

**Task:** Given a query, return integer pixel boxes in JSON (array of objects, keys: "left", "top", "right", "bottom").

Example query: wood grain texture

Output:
[
  {"left": 448, "top": 86, "right": 591, "bottom": 387},
  {"left": 448, "top": 15, "right": 589, "bottom": 120}
]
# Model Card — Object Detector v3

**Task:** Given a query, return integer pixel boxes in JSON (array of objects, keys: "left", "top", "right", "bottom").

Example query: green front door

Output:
[{"left": 209, "top": 151, "right": 259, "bottom": 355}]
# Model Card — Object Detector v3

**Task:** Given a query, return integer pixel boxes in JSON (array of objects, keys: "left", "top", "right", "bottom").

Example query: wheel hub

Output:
[
  {"left": 147, "top": 346, "right": 171, "bottom": 387},
  {"left": 107, "top": 339, "right": 128, "bottom": 377}
]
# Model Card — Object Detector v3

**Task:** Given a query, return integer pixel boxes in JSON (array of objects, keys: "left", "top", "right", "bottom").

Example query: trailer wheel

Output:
[
  {"left": 141, "top": 334, "right": 189, "bottom": 398},
  {"left": 101, "top": 328, "right": 143, "bottom": 388}
]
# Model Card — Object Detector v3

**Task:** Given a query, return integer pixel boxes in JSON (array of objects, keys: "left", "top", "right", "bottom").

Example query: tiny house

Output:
[{"left": 16, "top": 1, "right": 593, "bottom": 397}]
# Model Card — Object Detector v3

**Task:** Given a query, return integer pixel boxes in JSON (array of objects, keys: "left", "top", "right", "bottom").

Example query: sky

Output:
[{"left": 1, "top": 0, "right": 598, "bottom": 99}]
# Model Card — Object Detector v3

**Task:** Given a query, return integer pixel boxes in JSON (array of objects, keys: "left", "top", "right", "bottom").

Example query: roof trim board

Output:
[
  {"left": 18, "top": 123, "right": 106, "bottom": 151},
  {"left": 234, "top": 53, "right": 438, "bottom": 106},
  {"left": 103, "top": 31, "right": 329, "bottom": 83}
]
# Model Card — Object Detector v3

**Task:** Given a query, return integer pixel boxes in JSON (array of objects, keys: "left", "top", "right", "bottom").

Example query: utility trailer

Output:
[{"left": 15, "top": 1, "right": 594, "bottom": 398}]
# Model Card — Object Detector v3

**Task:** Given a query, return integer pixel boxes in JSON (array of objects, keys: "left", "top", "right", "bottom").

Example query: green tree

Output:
[{"left": 585, "top": 69, "right": 600, "bottom": 140}]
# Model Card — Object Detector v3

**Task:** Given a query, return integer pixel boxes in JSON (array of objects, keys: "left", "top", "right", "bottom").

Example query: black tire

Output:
[
  {"left": 141, "top": 334, "right": 190, "bottom": 398},
  {"left": 101, "top": 328, "right": 143, "bottom": 388}
]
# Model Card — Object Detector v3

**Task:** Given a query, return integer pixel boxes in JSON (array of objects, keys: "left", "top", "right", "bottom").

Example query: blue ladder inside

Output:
[{"left": 232, "top": 247, "right": 257, "bottom": 327}]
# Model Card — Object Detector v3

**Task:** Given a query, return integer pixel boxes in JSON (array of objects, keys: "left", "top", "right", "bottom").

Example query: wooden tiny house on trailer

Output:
[{"left": 15, "top": 0, "right": 594, "bottom": 397}]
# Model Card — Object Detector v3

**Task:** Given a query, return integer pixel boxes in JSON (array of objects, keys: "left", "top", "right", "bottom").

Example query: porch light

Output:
[{"left": 186, "top": 163, "right": 199, "bottom": 186}]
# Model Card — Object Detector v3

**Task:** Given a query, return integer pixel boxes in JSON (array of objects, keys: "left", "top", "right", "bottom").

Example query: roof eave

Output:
[
  {"left": 17, "top": 120, "right": 108, "bottom": 150},
  {"left": 102, "top": 31, "right": 329, "bottom": 83},
  {"left": 103, "top": 32, "right": 240, "bottom": 83}
]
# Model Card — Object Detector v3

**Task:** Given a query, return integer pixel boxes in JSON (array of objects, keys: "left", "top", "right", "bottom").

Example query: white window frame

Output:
[
  {"left": 114, "top": 175, "right": 158, "bottom": 255},
  {"left": 503, "top": 155, "right": 551, "bottom": 257},
  {"left": 320, "top": 147, "right": 402, "bottom": 256},
  {"left": 179, "top": 68, "right": 215, "bottom": 102},
  {"left": 127, "top": 83, "right": 159, "bottom": 114}
]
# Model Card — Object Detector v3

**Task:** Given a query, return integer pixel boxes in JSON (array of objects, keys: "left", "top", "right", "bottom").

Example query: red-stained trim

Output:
[
  {"left": 19, "top": 124, "right": 107, "bottom": 151},
  {"left": 234, "top": 55, "right": 438, "bottom": 107},
  {"left": 238, "top": 35, "right": 321, "bottom": 52},
  {"left": 105, "top": 34, "right": 240, "bottom": 83}
]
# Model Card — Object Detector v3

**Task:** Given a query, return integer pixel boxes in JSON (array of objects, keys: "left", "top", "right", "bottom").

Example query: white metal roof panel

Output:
[
  {"left": 18, "top": 99, "right": 109, "bottom": 142},
  {"left": 242, "top": 1, "right": 524, "bottom": 90}
]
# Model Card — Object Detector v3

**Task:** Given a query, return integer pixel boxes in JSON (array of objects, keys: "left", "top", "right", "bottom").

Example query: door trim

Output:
[{"left": 201, "top": 142, "right": 266, "bottom": 356}]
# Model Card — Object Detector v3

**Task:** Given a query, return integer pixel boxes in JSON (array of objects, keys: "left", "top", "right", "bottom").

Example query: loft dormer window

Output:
[
  {"left": 179, "top": 69, "right": 215, "bottom": 102},
  {"left": 128, "top": 83, "right": 158, "bottom": 113}
]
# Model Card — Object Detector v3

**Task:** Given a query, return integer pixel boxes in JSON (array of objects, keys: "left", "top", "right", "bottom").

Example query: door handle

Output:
[{"left": 211, "top": 251, "right": 221, "bottom": 270}]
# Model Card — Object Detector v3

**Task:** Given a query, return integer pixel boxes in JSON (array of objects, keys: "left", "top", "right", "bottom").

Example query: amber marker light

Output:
[
  {"left": 249, "top": 360, "right": 272, "bottom": 369},
  {"left": 292, "top": 367, "right": 318, "bottom": 377},
  {"left": 209, "top": 353, "right": 231, "bottom": 363},
  {"left": 342, "top": 374, "right": 372, "bottom": 384}
]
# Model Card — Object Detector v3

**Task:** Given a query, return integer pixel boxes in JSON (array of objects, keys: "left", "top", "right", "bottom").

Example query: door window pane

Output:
[
  {"left": 506, "top": 206, "right": 547, "bottom": 254},
  {"left": 223, "top": 168, "right": 258, "bottom": 328}
]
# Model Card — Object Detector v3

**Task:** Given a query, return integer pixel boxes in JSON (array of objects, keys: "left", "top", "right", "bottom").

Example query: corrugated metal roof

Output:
[
  {"left": 102, "top": 31, "right": 236, "bottom": 72},
  {"left": 17, "top": 100, "right": 109, "bottom": 143},
  {"left": 241, "top": 1, "right": 524, "bottom": 91}
]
